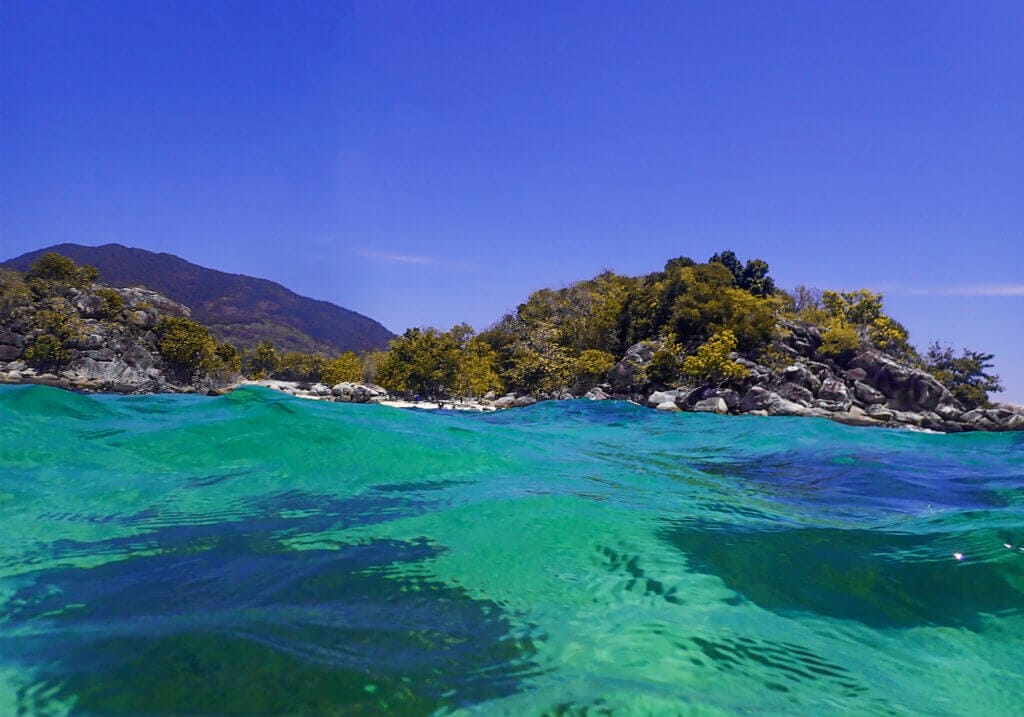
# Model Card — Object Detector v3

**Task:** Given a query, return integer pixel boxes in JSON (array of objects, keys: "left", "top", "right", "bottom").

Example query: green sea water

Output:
[{"left": 1, "top": 384, "right": 1022, "bottom": 716}]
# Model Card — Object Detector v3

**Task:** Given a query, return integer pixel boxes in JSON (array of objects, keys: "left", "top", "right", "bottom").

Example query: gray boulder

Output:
[
  {"left": 74, "top": 294, "right": 105, "bottom": 318},
  {"left": 693, "top": 397, "right": 728, "bottom": 414},
  {"left": 853, "top": 381, "right": 886, "bottom": 405},
  {"left": 712, "top": 389, "right": 741, "bottom": 411},
  {"left": 585, "top": 387, "right": 611, "bottom": 401},
  {"left": 608, "top": 342, "right": 656, "bottom": 393},
  {"left": 766, "top": 392, "right": 806, "bottom": 416},
  {"left": 739, "top": 386, "right": 772, "bottom": 412},
  {"left": 851, "top": 350, "right": 954, "bottom": 412},
  {"left": 647, "top": 389, "right": 679, "bottom": 407},
  {"left": 866, "top": 404, "right": 895, "bottom": 421},
  {"left": 783, "top": 364, "right": 822, "bottom": 392},
  {"left": 514, "top": 395, "right": 538, "bottom": 408},
  {"left": 655, "top": 400, "right": 681, "bottom": 412},
  {"left": 842, "top": 368, "right": 868, "bottom": 382},
  {"left": 331, "top": 381, "right": 356, "bottom": 396},
  {"left": 817, "top": 377, "right": 849, "bottom": 402},
  {"left": 1, "top": 331, "right": 26, "bottom": 349},
  {"left": 776, "top": 383, "right": 814, "bottom": 405},
  {"left": 832, "top": 404, "right": 883, "bottom": 427},
  {"left": 493, "top": 395, "right": 517, "bottom": 409}
]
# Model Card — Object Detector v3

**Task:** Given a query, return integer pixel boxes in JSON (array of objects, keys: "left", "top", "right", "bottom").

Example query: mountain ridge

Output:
[{"left": 2, "top": 243, "right": 395, "bottom": 354}]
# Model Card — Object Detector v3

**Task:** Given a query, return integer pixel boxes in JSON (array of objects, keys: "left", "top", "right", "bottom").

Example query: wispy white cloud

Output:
[
  {"left": 354, "top": 248, "right": 479, "bottom": 273},
  {"left": 892, "top": 284, "right": 1024, "bottom": 297},
  {"left": 356, "top": 250, "right": 437, "bottom": 266}
]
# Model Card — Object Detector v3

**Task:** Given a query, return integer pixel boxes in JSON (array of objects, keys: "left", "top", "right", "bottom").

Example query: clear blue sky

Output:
[{"left": 2, "top": 1, "right": 1022, "bottom": 400}]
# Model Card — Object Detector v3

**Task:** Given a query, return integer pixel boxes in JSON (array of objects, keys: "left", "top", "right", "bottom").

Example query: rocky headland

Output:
[
  {"left": 0, "top": 283, "right": 234, "bottom": 394},
  {"left": 583, "top": 323, "right": 1024, "bottom": 433}
]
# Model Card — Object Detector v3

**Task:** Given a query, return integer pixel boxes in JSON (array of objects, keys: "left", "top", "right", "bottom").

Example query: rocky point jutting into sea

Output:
[{"left": 0, "top": 256, "right": 1020, "bottom": 433}]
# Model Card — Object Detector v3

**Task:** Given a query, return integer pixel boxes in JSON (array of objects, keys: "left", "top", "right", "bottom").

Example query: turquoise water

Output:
[{"left": 1, "top": 384, "right": 1022, "bottom": 716}]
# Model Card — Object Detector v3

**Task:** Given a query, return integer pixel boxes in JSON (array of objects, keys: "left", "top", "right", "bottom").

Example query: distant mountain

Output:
[{"left": 2, "top": 243, "right": 395, "bottom": 354}]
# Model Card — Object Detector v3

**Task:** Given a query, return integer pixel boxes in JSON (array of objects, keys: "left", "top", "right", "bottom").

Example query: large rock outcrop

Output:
[{"left": 0, "top": 282, "right": 232, "bottom": 394}]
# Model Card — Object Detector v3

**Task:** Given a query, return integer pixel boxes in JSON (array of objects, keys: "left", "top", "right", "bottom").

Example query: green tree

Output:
[
  {"left": 924, "top": 343, "right": 1003, "bottom": 409},
  {"left": 454, "top": 338, "right": 503, "bottom": 397},
  {"left": 154, "top": 317, "right": 219, "bottom": 375},
  {"left": 246, "top": 341, "right": 280, "bottom": 379},
  {"left": 740, "top": 259, "right": 776, "bottom": 297},
  {"left": 681, "top": 330, "right": 748, "bottom": 384},
  {"left": 669, "top": 262, "right": 735, "bottom": 341},
  {"left": 27, "top": 253, "right": 99, "bottom": 288},
  {"left": 321, "top": 352, "right": 364, "bottom": 386},
  {"left": 645, "top": 347, "right": 680, "bottom": 387},
  {"left": 708, "top": 250, "right": 744, "bottom": 285},
  {"left": 215, "top": 343, "right": 242, "bottom": 374},
  {"left": 374, "top": 327, "right": 461, "bottom": 397}
]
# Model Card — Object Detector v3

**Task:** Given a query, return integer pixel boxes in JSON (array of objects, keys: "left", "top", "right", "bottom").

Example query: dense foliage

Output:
[
  {"left": 374, "top": 324, "right": 502, "bottom": 398},
  {"left": 681, "top": 330, "right": 748, "bottom": 384},
  {"left": 24, "top": 334, "right": 71, "bottom": 367}
]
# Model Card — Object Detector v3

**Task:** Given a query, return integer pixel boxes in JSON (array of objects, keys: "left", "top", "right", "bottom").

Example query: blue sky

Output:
[{"left": 2, "top": 1, "right": 1022, "bottom": 400}]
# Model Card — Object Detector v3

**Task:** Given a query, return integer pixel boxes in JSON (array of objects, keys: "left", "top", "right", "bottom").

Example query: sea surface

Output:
[{"left": 1, "top": 384, "right": 1022, "bottom": 716}]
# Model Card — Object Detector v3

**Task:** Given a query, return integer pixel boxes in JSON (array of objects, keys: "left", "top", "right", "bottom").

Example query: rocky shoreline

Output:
[
  {"left": 4, "top": 362, "right": 1021, "bottom": 433},
  {"left": 1, "top": 280, "right": 1020, "bottom": 433}
]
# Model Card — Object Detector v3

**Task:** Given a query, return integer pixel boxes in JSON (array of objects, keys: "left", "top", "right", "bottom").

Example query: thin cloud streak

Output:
[
  {"left": 891, "top": 284, "right": 1024, "bottom": 297},
  {"left": 355, "top": 249, "right": 479, "bottom": 273},
  {"left": 356, "top": 250, "right": 437, "bottom": 266}
]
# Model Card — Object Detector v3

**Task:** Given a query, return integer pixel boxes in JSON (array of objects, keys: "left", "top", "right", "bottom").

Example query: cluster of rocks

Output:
[
  {"left": 245, "top": 379, "right": 389, "bottom": 404},
  {"left": 0, "top": 285, "right": 231, "bottom": 394},
  {"left": 589, "top": 324, "right": 1023, "bottom": 433}
]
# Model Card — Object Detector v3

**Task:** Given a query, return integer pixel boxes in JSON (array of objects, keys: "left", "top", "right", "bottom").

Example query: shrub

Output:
[
  {"left": 819, "top": 321, "right": 861, "bottom": 359},
  {"left": 96, "top": 288, "right": 124, "bottom": 318},
  {"left": 33, "top": 306, "right": 84, "bottom": 342},
  {"left": 24, "top": 334, "right": 71, "bottom": 367},
  {"left": 645, "top": 347, "right": 680, "bottom": 387},
  {"left": 682, "top": 330, "right": 748, "bottom": 384},
  {"left": 868, "top": 316, "right": 916, "bottom": 360}
]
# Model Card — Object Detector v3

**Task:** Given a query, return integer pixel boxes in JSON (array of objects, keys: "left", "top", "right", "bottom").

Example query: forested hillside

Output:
[{"left": 2, "top": 244, "right": 394, "bottom": 354}]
